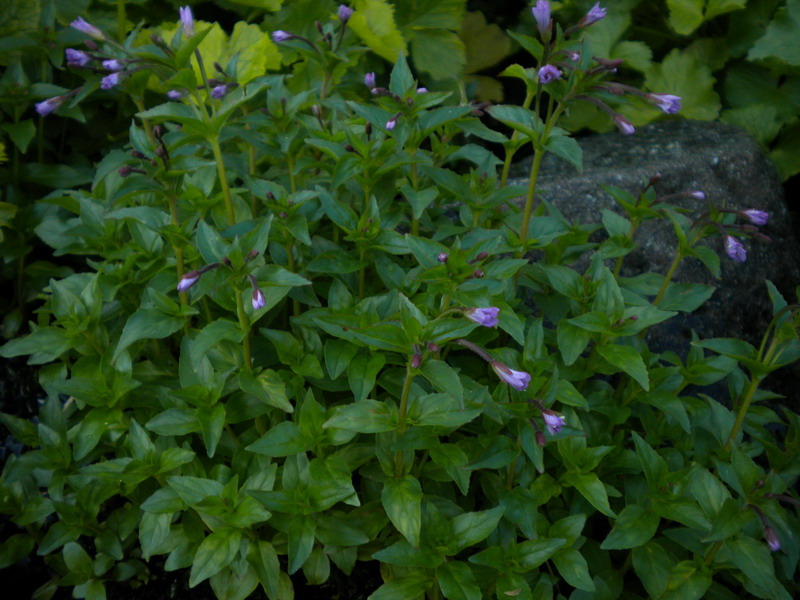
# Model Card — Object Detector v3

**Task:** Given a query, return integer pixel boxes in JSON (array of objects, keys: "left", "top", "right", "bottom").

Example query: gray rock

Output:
[{"left": 510, "top": 119, "right": 800, "bottom": 402}]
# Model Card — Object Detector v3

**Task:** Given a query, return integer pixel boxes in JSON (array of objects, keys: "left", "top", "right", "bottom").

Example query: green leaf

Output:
[
  {"left": 287, "top": 514, "right": 315, "bottom": 574},
  {"left": 661, "top": 561, "right": 712, "bottom": 600},
  {"left": 436, "top": 561, "right": 481, "bottom": 600},
  {"left": 545, "top": 133, "right": 582, "bottom": 172},
  {"left": 373, "top": 540, "right": 444, "bottom": 568},
  {"left": 325, "top": 339, "right": 359, "bottom": 379},
  {"left": 601, "top": 505, "right": 659, "bottom": 549},
  {"left": 552, "top": 548, "right": 595, "bottom": 592},
  {"left": 382, "top": 475, "right": 422, "bottom": 547},
  {"left": 2, "top": 119, "right": 36, "bottom": 153},
  {"left": 197, "top": 404, "right": 225, "bottom": 458},
  {"left": 146, "top": 408, "right": 200, "bottom": 436},
  {"left": 369, "top": 573, "right": 430, "bottom": 600},
  {"left": 632, "top": 541, "right": 673, "bottom": 598},
  {"left": 167, "top": 476, "right": 224, "bottom": 506},
  {"left": 487, "top": 105, "right": 541, "bottom": 139},
  {"left": 348, "top": 352, "right": 386, "bottom": 402},
  {"left": 246, "top": 421, "right": 309, "bottom": 457},
  {"left": 557, "top": 320, "right": 592, "bottom": 366},
  {"left": 410, "top": 393, "right": 479, "bottom": 429},
  {"left": 63, "top": 542, "right": 92, "bottom": 579},
  {"left": 560, "top": 472, "right": 615, "bottom": 517},
  {"left": 515, "top": 538, "right": 567, "bottom": 569},
  {"left": 247, "top": 541, "right": 281, "bottom": 600},
  {"left": 389, "top": 53, "right": 414, "bottom": 96},
  {"left": 349, "top": 0, "right": 407, "bottom": 63},
  {"left": 323, "top": 400, "right": 397, "bottom": 433},
  {"left": 113, "top": 308, "right": 184, "bottom": 362},
  {"left": 451, "top": 506, "right": 504, "bottom": 552},
  {"left": 632, "top": 432, "right": 668, "bottom": 488},
  {"left": 189, "top": 529, "right": 242, "bottom": 587},
  {"left": 748, "top": 0, "right": 800, "bottom": 66},
  {"left": 139, "top": 512, "right": 172, "bottom": 560},
  {"left": 666, "top": 0, "right": 705, "bottom": 35},
  {"left": 429, "top": 443, "right": 470, "bottom": 495},
  {"left": 410, "top": 30, "right": 466, "bottom": 80},
  {"left": 597, "top": 343, "right": 649, "bottom": 390},
  {"left": 0, "top": 327, "right": 73, "bottom": 364}
]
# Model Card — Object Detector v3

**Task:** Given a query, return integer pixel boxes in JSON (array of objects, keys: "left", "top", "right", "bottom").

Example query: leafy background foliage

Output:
[{"left": 0, "top": 2, "right": 799, "bottom": 600}]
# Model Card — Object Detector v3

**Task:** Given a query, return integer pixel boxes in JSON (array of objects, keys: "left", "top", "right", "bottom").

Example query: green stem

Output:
[
  {"left": 652, "top": 251, "right": 683, "bottom": 307},
  {"left": 235, "top": 288, "right": 252, "bottom": 368},
  {"left": 394, "top": 363, "right": 415, "bottom": 477},
  {"left": 723, "top": 375, "right": 761, "bottom": 452},
  {"left": 285, "top": 241, "right": 300, "bottom": 317},
  {"left": 116, "top": 0, "right": 127, "bottom": 42},
  {"left": 358, "top": 245, "right": 366, "bottom": 299},
  {"left": 209, "top": 135, "right": 236, "bottom": 226},
  {"left": 499, "top": 90, "right": 535, "bottom": 188}
]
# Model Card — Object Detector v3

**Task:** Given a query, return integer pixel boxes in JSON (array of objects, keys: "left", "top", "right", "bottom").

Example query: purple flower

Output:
[
  {"left": 177, "top": 270, "right": 201, "bottom": 292},
  {"left": 491, "top": 362, "right": 531, "bottom": 391},
  {"left": 65, "top": 48, "right": 92, "bottom": 67},
  {"left": 537, "top": 64, "right": 561, "bottom": 84},
  {"left": 35, "top": 96, "right": 64, "bottom": 117},
  {"left": 689, "top": 190, "right": 705, "bottom": 200},
  {"left": 764, "top": 526, "right": 781, "bottom": 552},
  {"left": 252, "top": 288, "right": 266, "bottom": 310},
  {"left": 102, "top": 59, "right": 125, "bottom": 71},
  {"left": 464, "top": 307, "right": 500, "bottom": 328},
  {"left": 364, "top": 71, "right": 376, "bottom": 88},
  {"left": 437, "top": 252, "right": 448, "bottom": 263},
  {"left": 614, "top": 115, "right": 635, "bottom": 135},
  {"left": 742, "top": 209, "right": 769, "bottom": 226},
  {"left": 568, "top": 51, "right": 580, "bottom": 62},
  {"left": 724, "top": 235, "right": 747, "bottom": 262},
  {"left": 648, "top": 93, "right": 681, "bottom": 114},
  {"left": 416, "top": 87, "right": 428, "bottom": 93},
  {"left": 542, "top": 409, "right": 566, "bottom": 435},
  {"left": 211, "top": 84, "right": 229, "bottom": 99},
  {"left": 101, "top": 72, "right": 124, "bottom": 89},
  {"left": 272, "top": 30, "right": 293, "bottom": 43},
  {"left": 338, "top": 5, "right": 353, "bottom": 23},
  {"left": 386, "top": 116, "right": 397, "bottom": 131},
  {"left": 167, "top": 89, "right": 185, "bottom": 100},
  {"left": 580, "top": 2, "right": 607, "bottom": 27},
  {"left": 179, "top": 6, "right": 194, "bottom": 38},
  {"left": 71, "top": 17, "right": 105, "bottom": 41},
  {"left": 532, "top": 1, "right": 551, "bottom": 35}
]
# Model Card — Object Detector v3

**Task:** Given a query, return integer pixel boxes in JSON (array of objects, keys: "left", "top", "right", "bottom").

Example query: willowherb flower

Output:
[
  {"left": 764, "top": 526, "right": 781, "bottom": 552},
  {"left": 580, "top": 2, "right": 607, "bottom": 27},
  {"left": 416, "top": 87, "right": 428, "bottom": 93},
  {"left": 537, "top": 64, "right": 561, "bottom": 84},
  {"left": 102, "top": 59, "right": 125, "bottom": 71},
  {"left": 71, "top": 17, "right": 105, "bottom": 41},
  {"left": 490, "top": 361, "right": 531, "bottom": 391},
  {"left": 179, "top": 6, "right": 194, "bottom": 38},
  {"left": 65, "top": 48, "right": 92, "bottom": 67},
  {"left": 724, "top": 235, "right": 747, "bottom": 262},
  {"left": 742, "top": 209, "right": 769, "bottom": 226},
  {"left": 532, "top": 1, "right": 551, "bottom": 36},
  {"left": 101, "top": 72, "right": 124, "bottom": 89},
  {"left": 386, "top": 116, "right": 398, "bottom": 131},
  {"left": 464, "top": 307, "right": 500, "bottom": 328},
  {"left": 338, "top": 5, "right": 353, "bottom": 23},
  {"left": 689, "top": 190, "right": 705, "bottom": 200},
  {"left": 252, "top": 288, "right": 266, "bottom": 310},
  {"left": 437, "top": 252, "right": 448, "bottom": 263},
  {"left": 177, "top": 270, "right": 201, "bottom": 292},
  {"left": 542, "top": 409, "right": 566, "bottom": 435},
  {"left": 568, "top": 51, "right": 580, "bottom": 62},
  {"left": 167, "top": 89, "right": 185, "bottom": 100},
  {"left": 211, "top": 84, "right": 229, "bottom": 99},
  {"left": 613, "top": 114, "right": 635, "bottom": 135},
  {"left": 364, "top": 71, "right": 376, "bottom": 88},
  {"left": 35, "top": 96, "right": 64, "bottom": 117},
  {"left": 272, "top": 30, "right": 293, "bottom": 42},
  {"left": 647, "top": 93, "right": 681, "bottom": 114}
]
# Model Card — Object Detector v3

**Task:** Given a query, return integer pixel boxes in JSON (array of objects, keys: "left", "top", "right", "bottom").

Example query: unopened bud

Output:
[
  {"left": 84, "top": 40, "right": 98, "bottom": 51},
  {"left": 426, "top": 341, "right": 440, "bottom": 352},
  {"left": 118, "top": 166, "right": 133, "bottom": 177},
  {"left": 472, "top": 269, "right": 484, "bottom": 278},
  {"left": 535, "top": 431, "right": 547, "bottom": 446},
  {"left": 177, "top": 270, "right": 201, "bottom": 292},
  {"left": 475, "top": 251, "right": 488, "bottom": 261},
  {"left": 437, "top": 252, "right": 448, "bottom": 263},
  {"left": 411, "top": 352, "right": 422, "bottom": 369},
  {"left": 131, "top": 150, "right": 145, "bottom": 159},
  {"left": 246, "top": 249, "right": 259, "bottom": 261}
]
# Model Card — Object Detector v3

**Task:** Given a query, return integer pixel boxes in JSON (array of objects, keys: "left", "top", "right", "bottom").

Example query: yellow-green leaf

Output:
[{"left": 349, "top": 0, "right": 407, "bottom": 62}]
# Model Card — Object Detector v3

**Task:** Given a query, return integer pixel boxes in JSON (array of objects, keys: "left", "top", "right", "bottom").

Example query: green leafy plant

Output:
[{"left": 1, "top": 3, "right": 798, "bottom": 600}]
